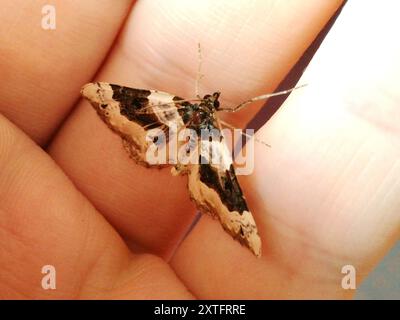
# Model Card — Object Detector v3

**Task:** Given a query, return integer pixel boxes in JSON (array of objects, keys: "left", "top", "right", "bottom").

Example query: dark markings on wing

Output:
[
  {"left": 173, "top": 96, "right": 193, "bottom": 126},
  {"left": 199, "top": 157, "right": 249, "bottom": 213},
  {"left": 109, "top": 84, "right": 162, "bottom": 130}
]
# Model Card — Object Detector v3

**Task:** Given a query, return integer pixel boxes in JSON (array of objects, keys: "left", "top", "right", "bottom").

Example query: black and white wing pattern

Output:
[
  {"left": 187, "top": 131, "right": 261, "bottom": 256},
  {"left": 81, "top": 82, "right": 261, "bottom": 257},
  {"left": 81, "top": 82, "right": 186, "bottom": 166}
]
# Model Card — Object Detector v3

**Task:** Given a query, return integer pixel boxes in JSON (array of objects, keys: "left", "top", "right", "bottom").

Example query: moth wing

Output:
[
  {"left": 81, "top": 82, "right": 261, "bottom": 255},
  {"left": 81, "top": 82, "right": 186, "bottom": 167},
  {"left": 187, "top": 128, "right": 262, "bottom": 256}
]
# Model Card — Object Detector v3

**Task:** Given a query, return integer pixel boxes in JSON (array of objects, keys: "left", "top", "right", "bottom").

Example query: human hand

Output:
[{"left": 1, "top": 0, "right": 398, "bottom": 299}]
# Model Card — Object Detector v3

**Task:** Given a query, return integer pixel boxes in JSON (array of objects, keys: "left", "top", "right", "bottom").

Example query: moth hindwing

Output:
[{"left": 81, "top": 82, "right": 261, "bottom": 257}]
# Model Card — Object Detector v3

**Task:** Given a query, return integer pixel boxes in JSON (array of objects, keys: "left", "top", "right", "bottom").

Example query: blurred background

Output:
[
  {"left": 251, "top": 2, "right": 399, "bottom": 300},
  {"left": 356, "top": 242, "right": 399, "bottom": 299}
]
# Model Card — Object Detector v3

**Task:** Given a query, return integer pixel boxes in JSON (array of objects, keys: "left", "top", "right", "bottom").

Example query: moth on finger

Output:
[{"left": 81, "top": 81, "right": 304, "bottom": 257}]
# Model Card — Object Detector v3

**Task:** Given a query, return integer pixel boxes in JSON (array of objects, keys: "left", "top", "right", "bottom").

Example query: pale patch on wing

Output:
[
  {"left": 81, "top": 82, "right": 184, "bottom": 166},
  {"left": 200, "top": 136, "right": 233, "bottom": 171},
  {"left": 187, "top": 163, "right": 261, "bottom": 257},
  {"left": 148, "top": 91, "right": 184, "bottom": 129}
]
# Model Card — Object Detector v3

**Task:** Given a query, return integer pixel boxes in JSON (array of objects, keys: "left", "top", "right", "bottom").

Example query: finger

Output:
[
  {"left": 0, "top": 0, "right": 132, "bottom": 145},
  {"left": 105, "top": 0, "right": 343, "bottom": 129},
  {"left": 50, "top": 108, "right": 196, "bottom": 258},
  {"left": 252, "top": 0, "right": 400, "bottom": 270},
  {"left": 0, "top": 114, "right": 192, "bottom": 299},
  {"left": 171, "top": 0, "right": 400, "bottom": 299},
  {"left": 49, "top": 0, "right": 343, "bottom": 258}
]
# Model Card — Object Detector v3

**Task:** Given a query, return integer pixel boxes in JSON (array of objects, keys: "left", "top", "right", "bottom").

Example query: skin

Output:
[{"left": 0, "top": 0, "right": 398, "bottom": 299}]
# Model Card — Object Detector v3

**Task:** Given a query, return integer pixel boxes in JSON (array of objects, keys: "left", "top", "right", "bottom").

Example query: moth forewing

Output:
[
  {"left": 81, "top": 82, "right": 185, "bottom": 166},
  {"left": 187, "top": 125, "right": 261, "bottom": 257}
]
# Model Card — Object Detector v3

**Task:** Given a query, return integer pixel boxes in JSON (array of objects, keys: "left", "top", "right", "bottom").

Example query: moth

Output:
[{"left": 81, "top": 80, "right": 303, "bottom": 257}]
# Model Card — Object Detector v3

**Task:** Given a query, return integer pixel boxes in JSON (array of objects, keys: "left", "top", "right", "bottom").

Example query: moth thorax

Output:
[{"left": 202, "top": 91, "right": 221, "bottom": 110}]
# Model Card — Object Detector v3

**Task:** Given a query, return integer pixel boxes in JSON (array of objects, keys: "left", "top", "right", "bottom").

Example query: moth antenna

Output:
[
  {"left": 133, "top": 98, "right": 204, "bottom": 115},
  {"left": 134, "top": 105, "right": 179, "bottom": 115},
  {"left": 195, "top": 42, "right": 204, "bottom": 99},
  {"left": 219, "top": 83, "right": 307, "bottom": 113},
  {"left": 168, "top": 98, "right": 203, "bottom": 104},
  {"left": 142, "top": 121, "right": 165, "bottom": 129},
  {"left": 219, "top": 120, "right": 271, "bottom": 148}
]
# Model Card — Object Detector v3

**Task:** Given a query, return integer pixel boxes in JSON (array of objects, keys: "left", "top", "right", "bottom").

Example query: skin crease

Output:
[{"left": 0, "top": 0, "right": 398, "bottom": 299}]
